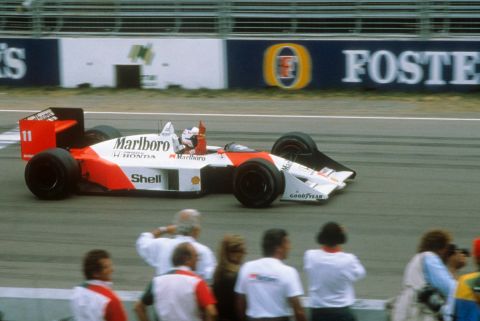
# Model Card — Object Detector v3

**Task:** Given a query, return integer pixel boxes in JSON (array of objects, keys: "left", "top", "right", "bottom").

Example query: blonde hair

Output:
[{"left": 213, "top": 234, "right": 245, "bottom": 284}]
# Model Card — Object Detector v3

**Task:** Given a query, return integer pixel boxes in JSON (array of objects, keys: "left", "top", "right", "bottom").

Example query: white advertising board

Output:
[{"left": 60, "top": 38, "right": 225, "bottom": 89}]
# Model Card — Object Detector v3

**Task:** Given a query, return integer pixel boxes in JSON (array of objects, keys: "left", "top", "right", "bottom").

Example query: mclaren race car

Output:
[{"left": 19, "top": 108, "right": 356, "bottom": 208}]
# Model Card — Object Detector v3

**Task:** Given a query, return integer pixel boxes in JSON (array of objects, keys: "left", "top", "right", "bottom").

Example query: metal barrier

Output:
[{"left": 1, "top": 0, "right": 480, "bottom": 39}]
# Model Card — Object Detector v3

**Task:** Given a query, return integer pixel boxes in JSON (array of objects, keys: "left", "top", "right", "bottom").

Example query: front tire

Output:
[
  {"left": 25, "top": 148, "right": 80, "bottom": 199},
  {"left": 233, "top": 158, "right": 284, "bottom": 208}
]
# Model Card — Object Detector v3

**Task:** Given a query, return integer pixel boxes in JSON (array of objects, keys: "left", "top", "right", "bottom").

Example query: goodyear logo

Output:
[
  {"left": 129, "top": 44, "right": 154, "bottom": 65},
  {"left": 263, "top": 43, "right": 312, "bottom": 90}
]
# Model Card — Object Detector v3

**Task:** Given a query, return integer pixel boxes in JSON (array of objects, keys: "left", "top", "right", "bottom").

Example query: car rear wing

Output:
[{"left": 19, "top": 108, "right": 85, "bottom": 160}]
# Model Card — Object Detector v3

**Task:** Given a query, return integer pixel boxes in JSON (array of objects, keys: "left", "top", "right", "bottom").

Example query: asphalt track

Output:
[{"left": 1, "top": 96, "right": 480, "bottom": 301}]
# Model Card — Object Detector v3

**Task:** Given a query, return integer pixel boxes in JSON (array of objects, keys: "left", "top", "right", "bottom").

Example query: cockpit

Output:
[{"left": 223, "top": 143, "right": 257, "bottom": 152}]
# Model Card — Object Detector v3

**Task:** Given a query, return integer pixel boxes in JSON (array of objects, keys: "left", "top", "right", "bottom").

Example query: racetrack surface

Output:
[{"left": 1, "top": 89, "right": 480, "bottom": 300}]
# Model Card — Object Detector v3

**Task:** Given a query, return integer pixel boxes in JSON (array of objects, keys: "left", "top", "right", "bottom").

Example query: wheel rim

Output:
[
  {"left": 238, "top": 169, "right": 270, "bottom": 200},
  {"left": 277, "top": 143, "right": 305, "bottom": 160}
]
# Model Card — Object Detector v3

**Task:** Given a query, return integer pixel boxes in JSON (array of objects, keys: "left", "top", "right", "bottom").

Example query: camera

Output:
[{"left": 417, "top": 285, "right": 445, "bottom": 313}]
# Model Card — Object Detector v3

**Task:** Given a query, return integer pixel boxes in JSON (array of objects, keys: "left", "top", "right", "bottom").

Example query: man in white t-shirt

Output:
[
  {"left": 304, "top": 222, "right": 366, "bottom": 321},
  {"left": 235, "top": 228, "right": 307, "bottom": 321}
]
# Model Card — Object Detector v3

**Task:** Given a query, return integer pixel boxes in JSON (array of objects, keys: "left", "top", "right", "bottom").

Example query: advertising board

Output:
[
  {"left": 60, "top": 38, "right": 225, "bottom": 89},
  {"left": 0, "top": 39, "right": 59, "bottom": 86},
  {"left": 227, "top": 40, "right": 480, "bottom": 91}
]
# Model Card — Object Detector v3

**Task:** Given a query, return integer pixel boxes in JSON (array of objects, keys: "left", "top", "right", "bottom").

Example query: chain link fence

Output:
[{"left": 1, "top": 0, "right": 480, "bottom": 38}]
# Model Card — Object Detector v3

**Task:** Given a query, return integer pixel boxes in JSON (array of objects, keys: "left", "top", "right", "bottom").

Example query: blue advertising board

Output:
[
  {"left": 0, "top": 39, "right": 59, "bottom": 86},
  {"left": 227, "top": 40, "right": 480, "bottom": 91}
]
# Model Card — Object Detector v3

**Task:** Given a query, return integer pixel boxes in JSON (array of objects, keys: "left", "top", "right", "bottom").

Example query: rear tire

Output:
[
  {"left": 271, "top": 132, "right": 317, "bottom": 162},
  {"left": 233, "top": 158, "right": 284, "bottom": 208},
  {"left": 25, "top": 148, "right": 80, "bottom": 199},
  {"left": 82, "top": 125, "right": 121, "bottom": 146}
]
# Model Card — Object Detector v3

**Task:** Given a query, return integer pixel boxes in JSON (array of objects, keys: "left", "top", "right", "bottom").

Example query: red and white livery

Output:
[{"left": 19, "top": 108, "right": 355, "bottom": 208}]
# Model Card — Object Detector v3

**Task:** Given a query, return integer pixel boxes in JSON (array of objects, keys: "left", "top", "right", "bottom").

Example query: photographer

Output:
[
  {"left": 392, "top": 229, "right": 455, "bottom": 321},
  {"left": 445, "top": 244, "right": 470, "bottom": 280}
]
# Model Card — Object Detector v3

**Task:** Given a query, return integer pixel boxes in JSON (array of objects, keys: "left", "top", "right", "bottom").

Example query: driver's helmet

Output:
[{"left": 181, "top": 127, "right": 199, "bottom": 149}]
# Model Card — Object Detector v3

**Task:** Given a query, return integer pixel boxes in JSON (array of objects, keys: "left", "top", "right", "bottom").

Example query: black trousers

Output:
[{"left": 310, "top": 307, "right": 357, "bottom": 321}]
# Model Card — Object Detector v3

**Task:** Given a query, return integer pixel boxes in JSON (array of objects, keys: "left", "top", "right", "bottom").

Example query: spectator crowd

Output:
[{"left": 70, "top": 209, "right": 480, "bottom": 321}]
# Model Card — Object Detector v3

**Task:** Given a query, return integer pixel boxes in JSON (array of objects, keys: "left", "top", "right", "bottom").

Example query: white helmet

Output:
[{"left": 181, "top": 127, "right": 199, "bottom": 148}]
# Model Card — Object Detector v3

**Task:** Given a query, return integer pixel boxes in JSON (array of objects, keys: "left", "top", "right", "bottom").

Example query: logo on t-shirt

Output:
[{"left": 248, "top": 273, "right": 278, "bottom": 283}]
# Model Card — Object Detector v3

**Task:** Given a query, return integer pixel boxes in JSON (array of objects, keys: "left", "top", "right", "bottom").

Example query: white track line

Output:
[
  {"left": 0, "top": 126, "right": 19, "bottom": 150},
  {"left": 0, "top": 287, "right": 141, "bottom": 301},
  {"left": 2, "top": 109, "right": 480, "bottom": 150},
  {"left": 0, "top": 287, "right": 385, "bottom": 310},
  {"left": 1, "top": 109, "right": 480, "bottom": 121}
]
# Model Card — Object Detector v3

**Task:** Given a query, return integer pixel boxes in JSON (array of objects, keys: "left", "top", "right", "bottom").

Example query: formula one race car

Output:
[{"left": 19, "top": 108, "right": 356, "bottom": 208}]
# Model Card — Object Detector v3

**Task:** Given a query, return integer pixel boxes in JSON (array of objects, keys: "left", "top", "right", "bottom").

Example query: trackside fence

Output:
[{"left": 2, "top": 0, "right": 480, "bottom": 38}]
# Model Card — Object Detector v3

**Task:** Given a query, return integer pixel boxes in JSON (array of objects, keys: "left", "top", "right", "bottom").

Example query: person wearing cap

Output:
[
  {"left": 235, "top": 228, "right": 307, "bottom": 321},
  {"left": 136, "top": 208, "right": 216, "bottom": 282},
  {"left": 453, "top": 238, "right": 480, "bottom": 321},
  {"left": 303, "top": 222, "right": 366, "bottom": 321}
]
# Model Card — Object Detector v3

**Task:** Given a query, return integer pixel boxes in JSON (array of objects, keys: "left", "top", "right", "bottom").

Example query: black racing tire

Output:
[
  {"left": 82, "top": 125, "right": 121, "bottom": 146},
  {"left": 233, "top": 158, "right": 284, "bottom": 208},
  {"left": 24, "top": 148, "right": 80, "bottom": 200},
  {"left": 271, "top": 132, "right": 318, "bottom": 162}
]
